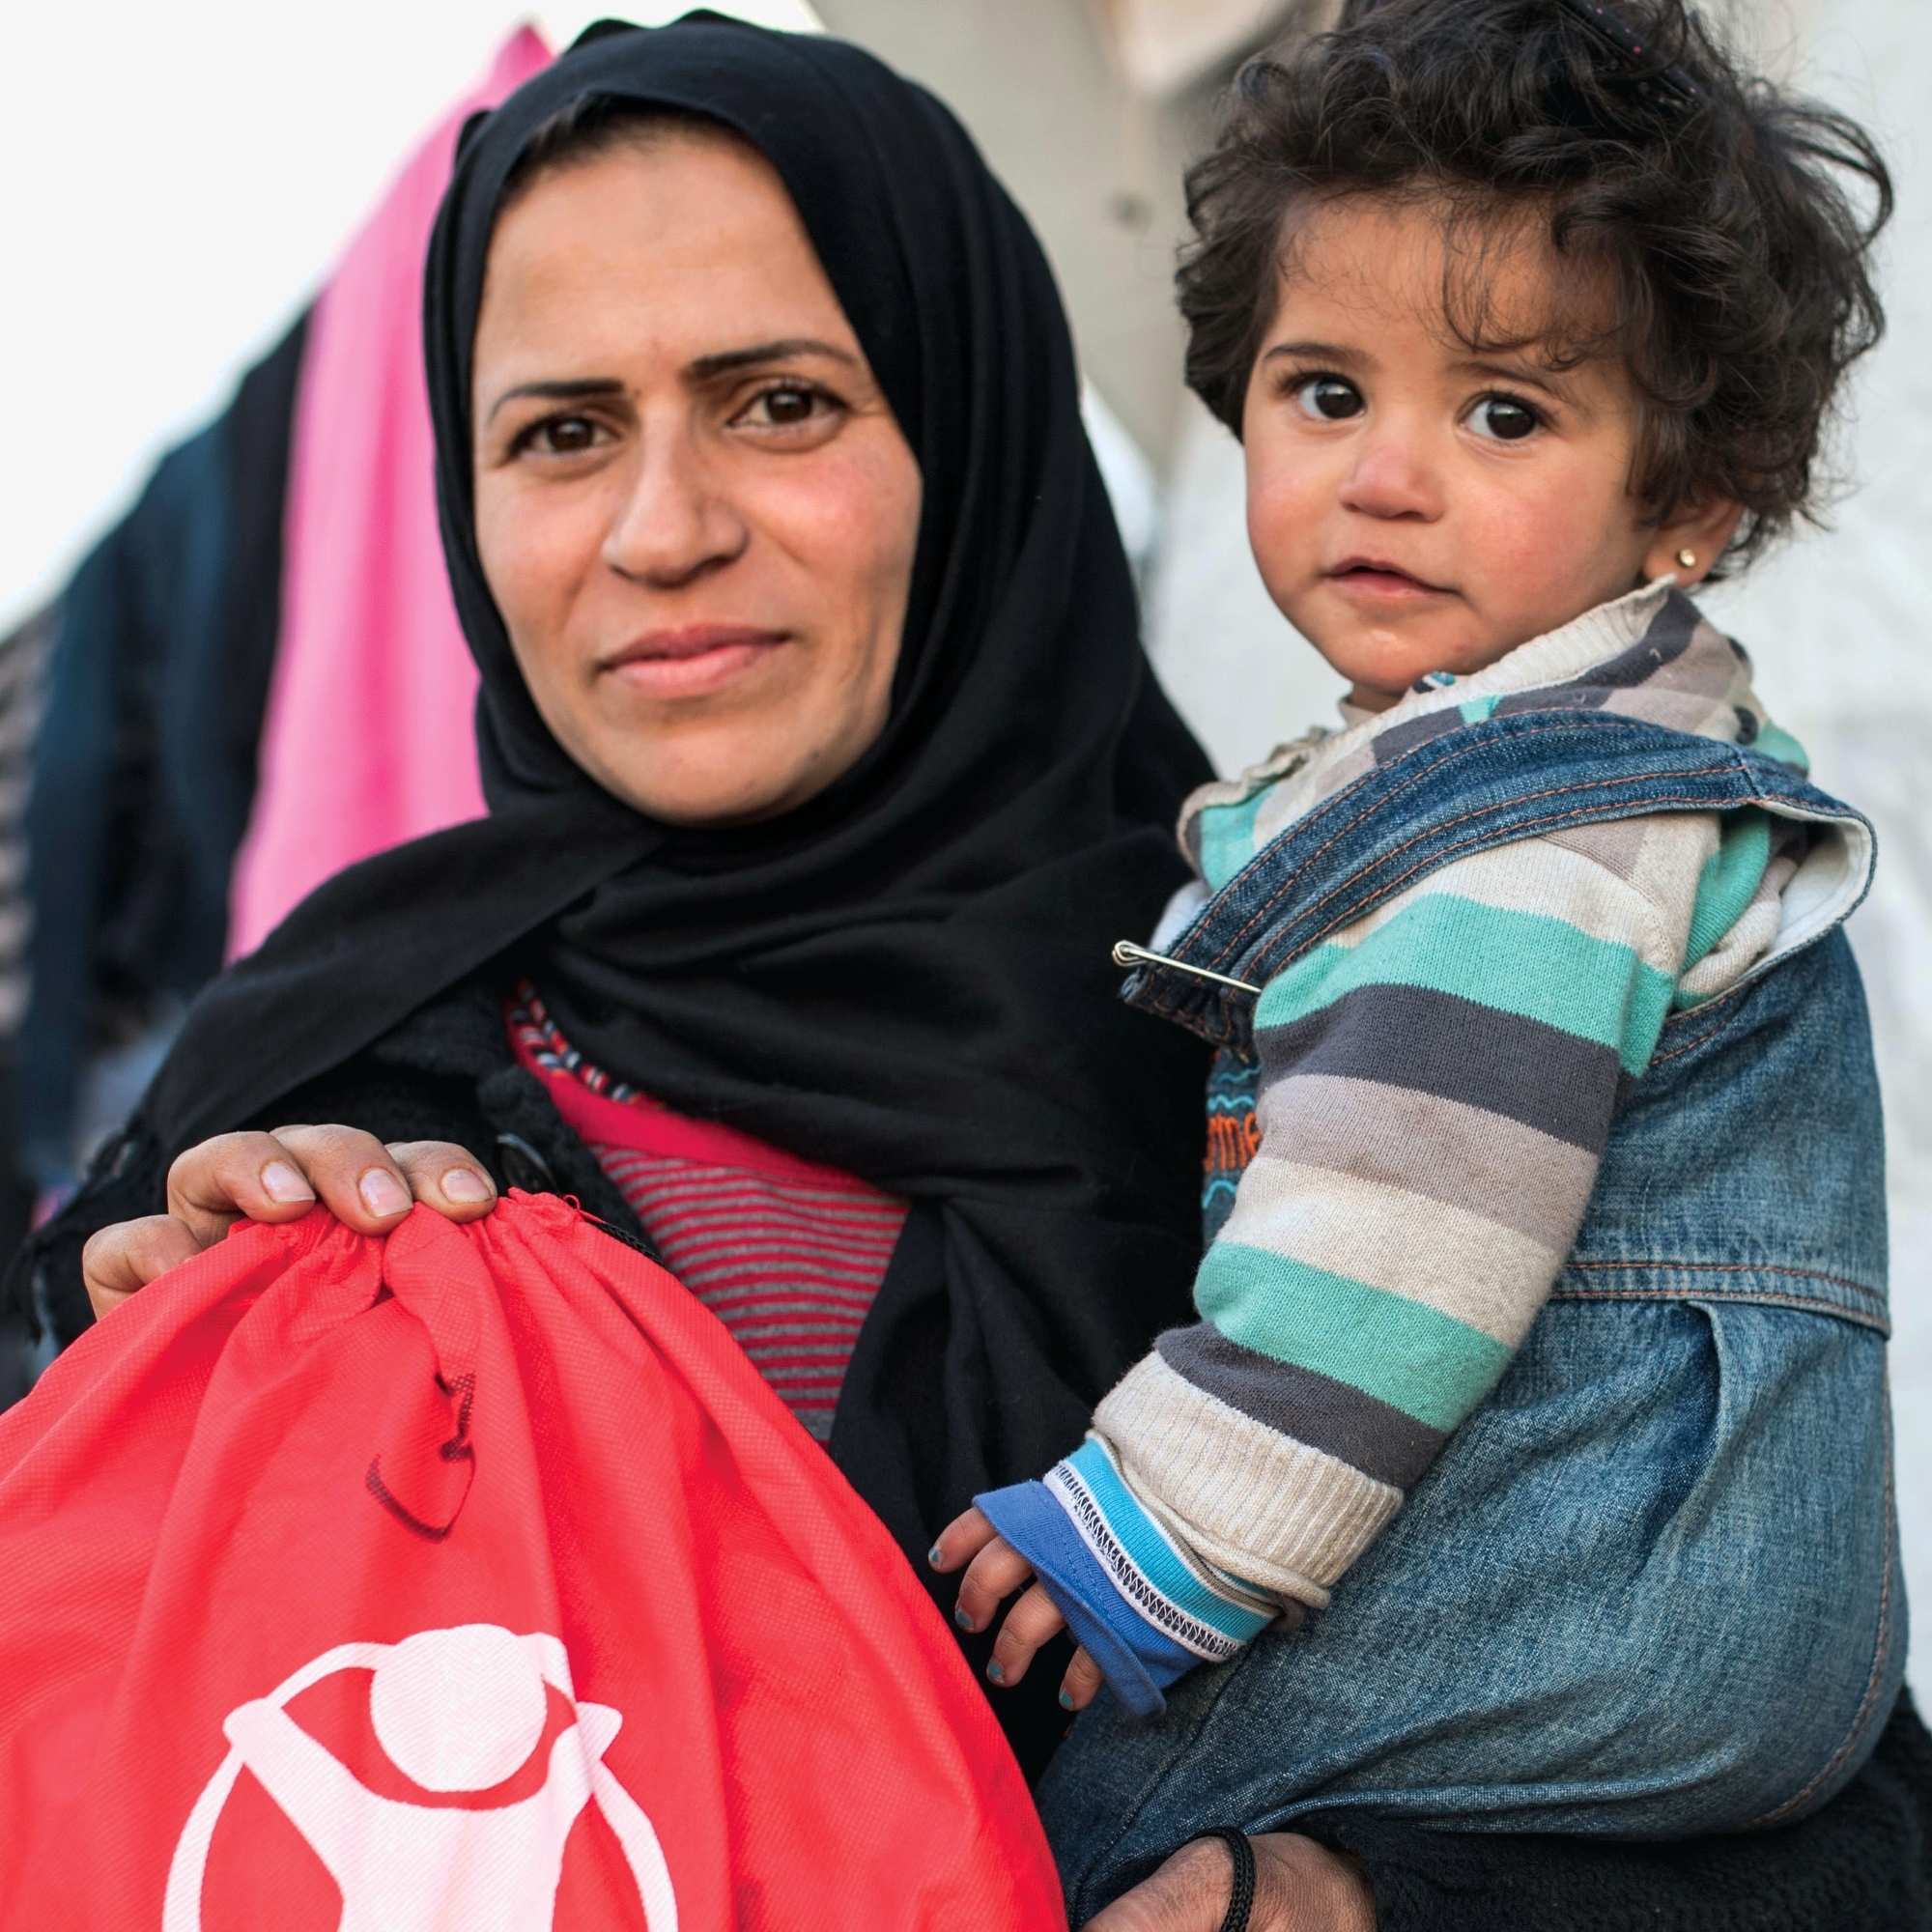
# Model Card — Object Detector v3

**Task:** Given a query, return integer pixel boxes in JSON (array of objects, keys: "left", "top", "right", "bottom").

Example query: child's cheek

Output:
[
  {"left": 1467, "top": 465, "right": 1640, "bottom": 635},
  {"left": 1243, "top": 445, "right": 1327, "bottom": 616}
]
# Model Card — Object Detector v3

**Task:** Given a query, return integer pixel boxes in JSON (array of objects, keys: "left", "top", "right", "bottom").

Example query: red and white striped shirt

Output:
[{"left": 507, "top": 982, "right": 906, "bottom": 1440}]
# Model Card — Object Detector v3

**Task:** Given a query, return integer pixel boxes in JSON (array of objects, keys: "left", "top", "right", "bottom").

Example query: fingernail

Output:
[
  {"left": 441, "top": 1167, "right": 492, "bottom": 1204},
  {"left": 358, "top": 1169, "right": 411, "bottom": 1217},
  {"left": 1059, "top": 1689, "right": 1074, "bottom": 1710},
  {"left": 927, "top": 1545, "right": 945, "bottom": 1568},
  {"left": 954, "top": 1607, "right": 975, "bottom": 1632},
  {"left": 261, "top": 1160, "right": 313, "bottom": 1205},
  {"left": 986, "top": 1660, "right": 1006, "bottom": 1683}
]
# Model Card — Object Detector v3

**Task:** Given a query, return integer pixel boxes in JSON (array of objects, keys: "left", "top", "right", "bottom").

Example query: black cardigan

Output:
[{"left": 18, "top": 970, "right": 1932, "bottom": 1928}]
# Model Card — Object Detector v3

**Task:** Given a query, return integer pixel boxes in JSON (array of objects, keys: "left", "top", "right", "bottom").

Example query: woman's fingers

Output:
[
  {"left": 1059, "top": 1643, "right": 1106, "bottom": 1712},
  {"left": 263, "top": 1127, "right": 497, "bottom": 1231},
  {"left": 984, "top": 1579, "right": 1066, "bottom": 1688},
  {"left": 384, "top": 1142, "right": 498, "bottom": 1221},
  {"left": 91, "top": 1126, "right": 499, "bottom": 1325},
  {"left": 164, "top": 1126, "right": 498, "bottom": 1247},
  {"left": 164, "top": 1131, "right": 321, "bottom": 1247},
  {"left": 1085, "top": 1832, "right": 1377, "bottom": 1932},
  {"left": 82, "top": 1214, "right": 202, "bottom": 1322},
  {"left": 262, "top": 1125, "right": 421, "bottom": 1233},
  {"left": 951, "top": 1525, "right": 1037, "bottom": 1634},
  {"left": 1249, "top": 1834, "right": 1377, "bottom": 1930},
  {"left": 1083, "top": 1834, "right": 1232, "bottom": 1932}
]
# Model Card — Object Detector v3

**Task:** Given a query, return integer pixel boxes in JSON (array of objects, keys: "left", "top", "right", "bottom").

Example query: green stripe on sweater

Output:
[
  {"left": 1197, "top": 788, "right": 1270, "bottom": 894},
  {"left": 1681, "top": 809, "right": 1772, "bottom": 974},
  {"left": 1755, "top": 723, "right": 1809, "bottom": 774},
  {"left": 1195, "top": 1240, "right": 1514, "bottom": 1432},
  {"left": 1254, "top": 892, "right": 1676, "bottom": 1075}
]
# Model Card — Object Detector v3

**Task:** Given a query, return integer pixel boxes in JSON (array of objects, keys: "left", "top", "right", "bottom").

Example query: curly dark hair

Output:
[{"left": 1178, "top": 0, "right": 1891, "bottom": 566}]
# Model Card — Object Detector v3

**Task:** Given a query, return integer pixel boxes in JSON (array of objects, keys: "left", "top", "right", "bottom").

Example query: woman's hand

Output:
[
  {"left": 81, "top": 1126, "right": 499, "bottom": 1322},
  {"left": 929, "top": 1504, "right": 1105, "bottom": 1711},
  {"left": 1090, "top": 1832, "right": 1376, "bottom": 1932}
]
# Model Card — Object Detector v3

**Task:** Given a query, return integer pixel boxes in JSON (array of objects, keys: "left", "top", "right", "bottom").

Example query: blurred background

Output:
[{"left": 1, "top": 0, "right": 1924, "bottom": 1680}]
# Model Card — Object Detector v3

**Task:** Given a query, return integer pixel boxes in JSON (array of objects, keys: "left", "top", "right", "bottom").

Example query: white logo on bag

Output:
[{"left": 163, "top": 1623, "right": 677, "bottom": 1932}]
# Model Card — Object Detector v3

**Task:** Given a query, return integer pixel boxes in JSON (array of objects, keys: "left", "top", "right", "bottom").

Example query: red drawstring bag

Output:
[{"left": 0, "top": 1194, "right": 1065, "bottom": 1930}]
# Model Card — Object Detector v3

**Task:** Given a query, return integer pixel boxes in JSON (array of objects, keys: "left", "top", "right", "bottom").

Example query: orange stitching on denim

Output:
[
  {"left": 1560, "top": 1257, "right": 1884, "bottom": 1301},
  {"left": 1140, "top": 718, "right": 1849, "bottom": 1037},
  {"left": 1647, "top": 982, "right": 1756, "bottom": 1064},
  {"left": 1136, "top": 777, "right": 1752, "bottom": 1039},
  {"left": 1181, "top": 721, "right": 1655, "bottom": 971},
  {"left": 1196, "top": 719, "right": 1754, "bottom": 970},
  {"left": 1546, "top": 1285, "right": 1888, "bottom": 1336}
]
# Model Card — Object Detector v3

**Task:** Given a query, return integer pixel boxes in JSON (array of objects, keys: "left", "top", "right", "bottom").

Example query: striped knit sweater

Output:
[
  {"left": 979, "top": 582, "right": 1811, "bottom": 1712},
  {"left": 507, "top": 983, "right": 907, "bottom": 1440}
]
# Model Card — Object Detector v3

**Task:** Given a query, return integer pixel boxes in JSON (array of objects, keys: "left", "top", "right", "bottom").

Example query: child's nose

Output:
[{"left": 1338, "top": 428, "right": 1443, "bottom": 522}]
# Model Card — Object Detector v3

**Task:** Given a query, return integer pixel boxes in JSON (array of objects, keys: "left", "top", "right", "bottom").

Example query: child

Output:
[{"left": 934, "top": 0, "right": 1902, "bottom": 1869}]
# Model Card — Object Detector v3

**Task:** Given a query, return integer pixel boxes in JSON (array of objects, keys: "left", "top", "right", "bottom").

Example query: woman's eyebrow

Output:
[
  {"left": 486, "top": 377, "right": 625, "bottom": 424},
  {"left": 686, "top": 337, "right": 861, "bottom": 381}
]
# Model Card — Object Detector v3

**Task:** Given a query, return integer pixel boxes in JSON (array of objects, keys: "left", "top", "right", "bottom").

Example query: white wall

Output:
[
  {"left": 1706, "top": 0, "right": 1932, "bottom": 1695},
  {"left": 0, "top": 0, "right": 818, "bottom": 636}
]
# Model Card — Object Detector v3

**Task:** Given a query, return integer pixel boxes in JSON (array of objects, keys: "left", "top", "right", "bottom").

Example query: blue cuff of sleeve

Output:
[{"left": 977, "top": 1478, "right": 1196, "bottom": 1719}]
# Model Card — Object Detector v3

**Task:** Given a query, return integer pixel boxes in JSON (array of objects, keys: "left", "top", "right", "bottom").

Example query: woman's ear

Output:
[{"left": 1643, "top": 495, "right": 1747, "bottom": 588}]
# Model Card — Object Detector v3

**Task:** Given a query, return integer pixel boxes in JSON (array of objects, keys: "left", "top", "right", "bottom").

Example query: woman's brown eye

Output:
[
  {"left": 543, "top": 417, "right": 597, "bottom": 453},
  {"left": 763, "top": 387, "right": 815, "bottom": 424}
]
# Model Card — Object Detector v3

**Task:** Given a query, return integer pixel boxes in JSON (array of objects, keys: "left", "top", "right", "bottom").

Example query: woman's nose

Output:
[
  {"left": 601, "top": 430, "right": 749, "bottom": 587},
  {"left": 1337, "top": 426, "right": 1443, "bottom": 523}
]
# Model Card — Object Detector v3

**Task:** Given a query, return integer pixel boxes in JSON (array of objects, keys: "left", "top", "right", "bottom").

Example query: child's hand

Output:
[{"left": 929, "top": 1506, "right": 1106, "bottom": 1712}]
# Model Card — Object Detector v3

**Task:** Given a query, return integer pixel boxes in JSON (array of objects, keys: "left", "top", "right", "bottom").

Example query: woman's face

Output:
[{"left": 471, "top": 128, "right": 923, "bottom": 825}]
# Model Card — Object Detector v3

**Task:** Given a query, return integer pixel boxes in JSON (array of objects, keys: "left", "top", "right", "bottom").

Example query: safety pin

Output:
[{"left": 1110, "top": 941, "right": 1261, "bottom": 996}]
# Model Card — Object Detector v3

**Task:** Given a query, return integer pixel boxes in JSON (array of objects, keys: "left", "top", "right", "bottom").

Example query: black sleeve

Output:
[
  {"left": 1297, "top": 1690, "right": 1932, "bottom": 1932},
  {"left": 6, "top": 969, "right": 653, "bottom": 1350},
  {"left": 7, "top": 1115, "right": 171, "bottom": 1348}
]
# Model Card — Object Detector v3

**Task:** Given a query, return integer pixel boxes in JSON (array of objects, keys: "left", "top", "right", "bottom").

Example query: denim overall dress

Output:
[{"left": 1039, "top": 709, "right": 1901, "bottom": 1910}]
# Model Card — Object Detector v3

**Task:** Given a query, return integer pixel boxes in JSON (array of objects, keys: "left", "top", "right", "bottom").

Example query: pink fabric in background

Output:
[{"left": 227, "top": 27, "right": 553, "bottom": 960}]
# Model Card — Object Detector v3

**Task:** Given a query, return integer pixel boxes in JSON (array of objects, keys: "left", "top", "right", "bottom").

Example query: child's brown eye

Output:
[
  {"left": 1465, "top": 396, "right": 1539, "bottom": 441},
  {"left": 1295, "top": 376, "right": 1364, "bottom": 421}
]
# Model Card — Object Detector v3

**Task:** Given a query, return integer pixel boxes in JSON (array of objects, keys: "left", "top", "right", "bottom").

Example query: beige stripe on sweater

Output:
[
  {"left": 1219, "top": 1156, "right": 1561, "bottom": 1348},
  {"left": 1094, "top": 1353, "right": 1401, "bottom": 1605}
]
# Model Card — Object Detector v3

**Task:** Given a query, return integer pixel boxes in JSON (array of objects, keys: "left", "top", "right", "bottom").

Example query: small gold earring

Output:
[{"left": 1675, "top": 548, "right": 1697, "bottom": 569}]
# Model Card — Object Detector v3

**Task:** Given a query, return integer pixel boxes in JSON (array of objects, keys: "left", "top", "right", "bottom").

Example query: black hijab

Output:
[{"left": 140, "top": 14, "right": 1211, "bottom": 1723}]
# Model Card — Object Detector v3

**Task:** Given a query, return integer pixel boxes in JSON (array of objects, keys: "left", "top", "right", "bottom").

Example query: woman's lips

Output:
[{"left": 602, "top": 626, "right": 790, "bottom": 698}]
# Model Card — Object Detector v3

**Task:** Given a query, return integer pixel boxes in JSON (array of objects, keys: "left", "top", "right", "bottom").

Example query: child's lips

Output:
[{"left": 1325, "top": 562, "right": 1449, "bottom": 603}]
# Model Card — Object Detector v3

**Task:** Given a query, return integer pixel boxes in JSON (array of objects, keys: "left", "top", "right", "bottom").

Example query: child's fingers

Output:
[
  {"left": 1058, "top": 1645, "right": 1105, "bottom": 1713},
  {"left": 985, "top": 1579, "right": 1066, "bottom": 1688},
  {"left": 952, "top": 1533, "right": 1037, "bottom": 1634},
  {"left": 926, "top": 1505, "right": 1001, "bottom": 1575}
]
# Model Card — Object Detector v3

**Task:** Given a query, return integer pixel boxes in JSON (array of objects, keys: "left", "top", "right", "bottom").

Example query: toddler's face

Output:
[{"left": 1241, "top": 197, "right": 1739, "bottom": 711}]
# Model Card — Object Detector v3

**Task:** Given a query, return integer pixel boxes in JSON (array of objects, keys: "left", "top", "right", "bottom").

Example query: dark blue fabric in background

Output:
[{"left": 18, "top": 311, "right": 308, "bottom": 1188}]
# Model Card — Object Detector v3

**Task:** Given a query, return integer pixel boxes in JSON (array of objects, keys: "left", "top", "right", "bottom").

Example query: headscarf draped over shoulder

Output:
[{"left": 138, "top": 12, "right": 1214, "bottom": 1723}]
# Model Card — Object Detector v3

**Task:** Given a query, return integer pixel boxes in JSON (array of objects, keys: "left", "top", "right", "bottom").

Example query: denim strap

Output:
[{"left": 1120, "top": 709, "right": 1871, "bottom": 1055}]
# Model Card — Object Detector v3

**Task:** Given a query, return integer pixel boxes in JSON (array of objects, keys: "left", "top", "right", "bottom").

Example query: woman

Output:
[
  {"left": 43, "top": 10, "right": 1211, "bottom": 1771},
  {"left": 30, "top": 18, "right": 1922, "bottom": 1932}
]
